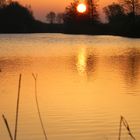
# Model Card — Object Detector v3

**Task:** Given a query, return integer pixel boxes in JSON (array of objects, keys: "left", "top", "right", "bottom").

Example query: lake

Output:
[{"left": 0, "top": 34, "right": 140, "bottom": 140}]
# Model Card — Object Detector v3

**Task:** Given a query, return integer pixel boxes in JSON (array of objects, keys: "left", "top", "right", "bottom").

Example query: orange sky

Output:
[{"left": 17, "top": 0, "right": 116, "bottom": 21}]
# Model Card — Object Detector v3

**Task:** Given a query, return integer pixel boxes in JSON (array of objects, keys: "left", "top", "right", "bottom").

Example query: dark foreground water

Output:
[{"left": 0, "top": 34, "right": 140, "bottom": 140}]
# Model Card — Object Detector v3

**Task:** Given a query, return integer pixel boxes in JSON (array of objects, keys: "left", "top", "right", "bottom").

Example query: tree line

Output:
[
  {"left": 61, "top": 0, "right": 140, "bottom": 36},
  {"left": 0, "top": 0, "right": 140, "bottom": 37},
  {"left": 46, "top": 0, "right": 140, "bottom": 24}
]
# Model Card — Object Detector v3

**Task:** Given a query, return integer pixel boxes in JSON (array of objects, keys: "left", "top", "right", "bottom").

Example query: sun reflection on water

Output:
[{"left": 76, "top": 47, "right": 87, "bottom": 75}]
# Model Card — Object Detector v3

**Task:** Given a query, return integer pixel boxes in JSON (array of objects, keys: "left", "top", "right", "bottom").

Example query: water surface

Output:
[{"left": 0, "top": 34, "right": 140, "bottom": 140}]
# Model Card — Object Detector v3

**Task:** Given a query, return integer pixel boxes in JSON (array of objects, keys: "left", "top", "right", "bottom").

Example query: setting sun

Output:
[{"left": 77, "top": 3, "right": 87, "bottom": 13}]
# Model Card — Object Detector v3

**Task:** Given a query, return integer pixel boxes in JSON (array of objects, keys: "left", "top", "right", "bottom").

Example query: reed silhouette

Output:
[
  {"left": 14, "top": 74, "right": 22, "bottom": 140},
  {"left": 32, "top": 73, "right": 48, "bottom": 140},
  {"left": 118, "top": 116, "right": 136, "bottom": 140},
  {"left": 2, "top": 74, "right": 22, "bottom": 140},
  {"left": 1, "top": 74, "right": 137, "bottom": 140},
  {"left": 2, "top": 114, "right": 13, "bottom": 140}
]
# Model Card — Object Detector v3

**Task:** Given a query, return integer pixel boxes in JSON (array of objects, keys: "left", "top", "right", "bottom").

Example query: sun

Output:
[{"left": 77, "top": 3, "right": 87, "bottom": 13}]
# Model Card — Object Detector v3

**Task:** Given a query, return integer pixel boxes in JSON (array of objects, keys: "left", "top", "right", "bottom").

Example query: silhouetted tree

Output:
[
  {"left": 0, "top": 1, "right": 35, "bottom": 32},
  {"left": 25, "top": 4, "right": 33, "bottom": 16},
  {"left": 56, "top": 13, "right": 64, "bottom": 23},
  {"left": 86, "top": 0, "right": 99, "bottom": 23},
  {"left": 121, "top": 0, "right": 140, "bottom": 15},
  {"left": 120, "top": 0, "right": 140, "bottom": 24},
  {"left": 104, "top": 3, "right": 125, "bottom": 23},
  {"left": 46, "top": 11, "right": 56, "bottom": 24},
  {"left": 64, "top": 0, "right": 99, "bottom": 24},
  {"left": 64, "top": 0, "right": 79, "bottom": 24}
]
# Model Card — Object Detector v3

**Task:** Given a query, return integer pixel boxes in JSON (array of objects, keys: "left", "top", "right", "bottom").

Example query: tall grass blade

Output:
[
  {"left": 118, "top": 116, "right": 122, "bottom": 140},
  {"left": 118, "top": 116, "right": 136, "bottom": 140},
  {"left": 14, "top": 74, "right": 22, "bottom": 140},
  {"left": 32, "top": 73, "right": 48, "bottom": 140},
  {"left": 2, "top": 114, "right": 13, "bottom": 140}
]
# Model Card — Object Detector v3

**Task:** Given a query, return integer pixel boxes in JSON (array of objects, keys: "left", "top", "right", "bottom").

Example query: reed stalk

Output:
[
  {"left": 14, "top": 74, "right": 22, "bottom": 140},
  {"left": 118, "top": 116, "right": 136, "bottom": 140},
  {"left": 2, "top": 114, "right": 13, "bottom": 140},
  {"left": 32, "top": 73, "right": 48, "bottom": 140}
]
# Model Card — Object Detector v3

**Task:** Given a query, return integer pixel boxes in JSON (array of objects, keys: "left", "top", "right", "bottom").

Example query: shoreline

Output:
[{"left": 0, "top": 32, "right": 139, "bottom": 38}]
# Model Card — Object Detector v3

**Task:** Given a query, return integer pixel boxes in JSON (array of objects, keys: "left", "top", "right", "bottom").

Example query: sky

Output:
[{"left": 17, "top": 0, "right": 116, "bottom": 22}]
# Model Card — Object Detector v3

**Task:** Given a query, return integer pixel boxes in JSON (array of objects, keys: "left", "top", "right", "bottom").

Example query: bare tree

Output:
[
  {"left": 104, "top": 3, "right": 125, "bottom": 23},
  {"left": 86, "top": 0, "right": 100, "bottom": 23},
  {"left": 86, "top": 0, "right": 94, "bottom": 19},
  {"left": 56, "top": 13, "right": 64, "bottom": 24},
  {"left": 46, "top": 11, "right": 56, "bottom": 24},
  {"left": 64, "top": 0, "right": 79, "bottom": 24},
  {"left": 119, "top": 0, "right": 140, "bottom": 25},
  {"left": 121, "top": 0, "right": 140, "bottom": 15}
]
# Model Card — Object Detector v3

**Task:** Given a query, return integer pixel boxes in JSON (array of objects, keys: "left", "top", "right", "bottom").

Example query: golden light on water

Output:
[
  {"left": 76, "top": 47, "right": 87, "bottom": 74},
  {"left": 1, "top": 35, "right": 140, "bottom": 140},
  {"left": 77, "top": 3, "right": 87, "bottom": 13}
]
